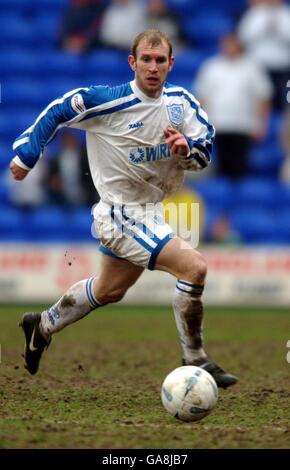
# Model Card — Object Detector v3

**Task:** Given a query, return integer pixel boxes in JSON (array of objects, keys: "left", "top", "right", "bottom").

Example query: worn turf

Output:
[{"left": 0, "top": 305, "right": 289, "bottom": 449}]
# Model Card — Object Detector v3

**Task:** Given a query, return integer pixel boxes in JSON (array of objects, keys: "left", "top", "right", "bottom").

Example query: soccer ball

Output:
[{"left": 161, "top": 366, "right": 218, "bottom": 422}]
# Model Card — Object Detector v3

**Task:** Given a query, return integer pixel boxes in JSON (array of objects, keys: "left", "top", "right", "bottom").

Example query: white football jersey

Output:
[{"left": 13, "top": 80, "right": 214, "bottom": 205}]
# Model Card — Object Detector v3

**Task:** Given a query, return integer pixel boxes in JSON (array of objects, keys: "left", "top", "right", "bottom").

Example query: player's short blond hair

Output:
[{"left": 132, "top": 29, "right": 173, "bottom": 59}]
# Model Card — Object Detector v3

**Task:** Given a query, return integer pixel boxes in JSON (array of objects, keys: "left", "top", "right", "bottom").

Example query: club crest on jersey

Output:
[{"left": 167, "top": 103, "right": 184, "bottom": 126}]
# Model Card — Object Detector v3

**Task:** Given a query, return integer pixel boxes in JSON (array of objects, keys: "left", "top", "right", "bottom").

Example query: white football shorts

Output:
[{"left": 93, "top": 201, "right": 175, "bottom": 270}]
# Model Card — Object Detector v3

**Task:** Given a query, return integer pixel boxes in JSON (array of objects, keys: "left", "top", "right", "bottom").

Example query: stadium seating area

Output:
[{"left": 0, "top": 0, "right": 289, "bottom": 244}]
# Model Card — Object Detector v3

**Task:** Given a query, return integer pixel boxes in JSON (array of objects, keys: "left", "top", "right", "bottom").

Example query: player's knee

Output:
[
  {"left": 196, "top": 255, "right": 207, "bottom": 280},
  {"left": 97, "top": 287, "right": 127, "bottom": 305},
  {"left": 184, "top": 253, "right": 207, "bottom": 284}
]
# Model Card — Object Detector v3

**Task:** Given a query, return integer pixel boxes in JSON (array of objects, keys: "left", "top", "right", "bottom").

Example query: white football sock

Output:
[
  {"left": 40, "top": 277, "right": 102, "bottom": 336},
  {"left": 172, "top": 279, "right": 207, "bottom": 363}
]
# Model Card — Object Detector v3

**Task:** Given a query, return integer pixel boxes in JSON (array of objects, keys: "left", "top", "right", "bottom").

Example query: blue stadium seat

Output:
[
  {"left": 33, "top": 13, "right": 62, "bottom": 44},
  {"left": 0, "top": 206, "right": 24, "bottom": 240},
  {"left": 85, "top": 49, "right": 131, "bottom": 84},
  {"left": 195, "top": 0, "right": 247, "bottom": 16},
  {"left": 181, "top": 13, "right": 234, "bottom": 47},
  {"left": 39, "top": 51, "right": 85, "bottom": 79},
  {"left": 0, "top": 0, "right": 68, "bottom": 15},
  {"left": 0, "top": 49, "right": 41, "bottom": 77},
  {"left": 0, "top": 112, "right": 28, "bottom": 142},
  {"left": 68, "top": 208, "right": 96, "bottom": 242},
  {"left": 279, "top": 185, "right": 290, "bottom": 211},
  {"left": 165, "top": 0, "right": 198, "bottom": 15},
  {"left": 249, "top": 142, "right": 284, "bottom": 178},
  {"left": 0, "top": 16, "right": 51, "bottom": 47},
  {"left": 169, "top": 49, "right": 206, "bottom": 88},
  {"left": 5, "top": 80, "right": 48, "bottom": 108},
  {"left": 32, "top": 0, "right": 68, "bottom": 11},
  {"left": 231, "top": 209, "right": 276, "bottom": 244},
  {"left": 265, "top": 111, "right": 283, "bottom": 143},
  {"left": 0, "top": 171, "right": 10, "bottom": 204},
  {"left": 0, "top": 141, "right": 13, "bottom": 171},
  {"left": 0, "top": 109, "right": 40, "bottom": 142},
  {"left": 24, "top": 207, "right": 70, "bottom": 241},
  {"left": 275, "top": 211, "right": 290, "bottom": 243},
  {"left": 39, "top": 79, "right": 86, "bottom": 104},
  {"left": 189, "top": 177, "right": 234, "bottom": 212},
  {"left": 232, "top": 178, "right": 278, "bottom": 211},
  {"left": 0, "top": 0, "right": 35, "bottom": 6},
  {"left": 22, "top": 206, "right": 95, "bottom": 242}
]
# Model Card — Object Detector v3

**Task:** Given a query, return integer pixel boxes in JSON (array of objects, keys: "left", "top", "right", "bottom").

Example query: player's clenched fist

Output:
[
  {"left": 9, "top": 161, "right": 29, "bottom": 180},
  {"left": 164, "top": 127, "right": 190, "bottom": 157}
]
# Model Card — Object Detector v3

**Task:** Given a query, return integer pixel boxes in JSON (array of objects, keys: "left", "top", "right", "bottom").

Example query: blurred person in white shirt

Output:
[
  {"left": 99, "top": 0, "right": 146, "bottom": 51},
  {"left": 194, "top": 32, "right": 273, "bottom": 179},
  {"left": 238, "top": 0, "right": 290, "bottom": 110}
]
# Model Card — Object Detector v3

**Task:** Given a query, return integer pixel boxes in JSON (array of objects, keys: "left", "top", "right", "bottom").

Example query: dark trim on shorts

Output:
[
  {"left": 99, "top": 245, "right": 123, "bottom": 260},
  {"left": 148, "top": 232, "right": 175, "bottom": 271}
]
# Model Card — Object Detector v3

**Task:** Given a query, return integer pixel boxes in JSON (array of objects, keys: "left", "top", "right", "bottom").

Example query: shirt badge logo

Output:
[
  {"left": 71, "top": 93, "right": 86, "bottom": 114},
  {"left": 167, "top": 103, "right": 184, "bottom": 126},
  {"left": 128, "top": 121, "right": 144, "bottom": 129},
  {"left": 129, "top": 147, "right": 145, "bottom": 164}
]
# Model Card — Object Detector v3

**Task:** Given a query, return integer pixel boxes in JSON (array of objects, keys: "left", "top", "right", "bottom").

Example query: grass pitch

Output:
[{"left": 0, "top": 305, "right": 289, "bottom": 449}]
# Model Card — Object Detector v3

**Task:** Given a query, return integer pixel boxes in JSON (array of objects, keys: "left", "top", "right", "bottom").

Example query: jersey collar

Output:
[{"left": 131, "top": 80, "right": 163, "bottom": 104}]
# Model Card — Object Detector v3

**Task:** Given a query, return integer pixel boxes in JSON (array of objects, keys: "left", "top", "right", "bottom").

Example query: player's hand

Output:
[
  {"left": 164, "top": 127, "right": 190, "bottom": 157},
  {"left": 9, "top": 161, "right": 29, "bottom": 180}
]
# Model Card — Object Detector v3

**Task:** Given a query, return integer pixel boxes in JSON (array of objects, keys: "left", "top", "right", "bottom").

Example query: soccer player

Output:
[{"left": 10, "top": 29, "right": 238, "bottom": 388}]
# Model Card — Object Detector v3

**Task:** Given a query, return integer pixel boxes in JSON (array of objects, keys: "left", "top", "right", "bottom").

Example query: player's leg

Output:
[
  {"left": 92, "top": 252, "right": 144, "bottom": 305},
  {"left": 155, "top": 236, "right": 207, "bottom": 364},
  {"left": 154, "top": 236, "right": 238, "bottom": 389},
  {"left": 20, "top": 254, "right": 143, "bottom": 375}
]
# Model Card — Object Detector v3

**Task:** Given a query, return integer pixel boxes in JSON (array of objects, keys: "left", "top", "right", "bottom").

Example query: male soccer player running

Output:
[{"left": 10, "top": 30, "right": 238, "bottom": 388}]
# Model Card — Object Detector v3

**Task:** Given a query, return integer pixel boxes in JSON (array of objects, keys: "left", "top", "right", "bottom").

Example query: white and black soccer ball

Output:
[{"left": 161, "top": 366, "right": 218, "bottom": 422}]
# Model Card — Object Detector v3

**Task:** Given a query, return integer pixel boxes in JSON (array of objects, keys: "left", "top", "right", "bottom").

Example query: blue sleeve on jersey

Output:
[
  {"left": 82, "top": 85, "right": 113, "bottom": 107},
  {"left": 84, "top": 82, "right": 132, "bottom": 105},
  {"left": 12, "top": 92, "right": 81, "bottom": 168},
  {"left": 185, "top": 136, "right": 213, "bottom": 168},
  {"left": 12, "top": 83, "right": 132, "bottom": 169},
  {"left": 183, "top": 95, "right": 215, "bottom": 166}
]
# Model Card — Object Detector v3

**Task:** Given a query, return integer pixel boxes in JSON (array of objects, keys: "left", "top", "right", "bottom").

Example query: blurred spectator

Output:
[
  {"left": 280, "top": 107, "right": 290, "bottom": 183},
  {"left": 194, "top": 33, "right": 273, "bottom": 179},
  {"left": 47, "top": 131, "right": 99, "bottom": 207},
  {"left": 238, "top": 0, "right": 290, "bottom": 110},
  {"left": 60, "top": 0, "right": 109, "bottom": 53},
  {"left": 146, "top": 0, "right": 186, "bottom": 51},
  {"left": 99, "top": 0, "right": 146, "bottom": 51},
  {"left": 7, "top": 159, "right": 48, "bottom": 209},
  {"left": 207, "top": 216, "right": 242, "bottom": 245}
]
